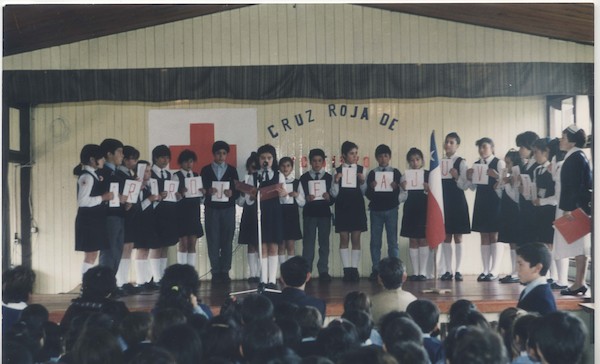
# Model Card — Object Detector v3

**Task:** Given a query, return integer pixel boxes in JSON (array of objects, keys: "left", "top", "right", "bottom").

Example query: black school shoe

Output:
[
  {"left": 482, "top": 273, "right": 498, "bottom": 282},
  {"left": 351, "top": 268, "right": 360, "bottom": 282},
  {"left": 247, "top": 276, "right": 260, "bottom": 284},
  {"left": 454, "top": 272, "right": 463, "bottom": 281},
  {"left": 122, "top": 283, "right": 142, "bottom": 295},
  {"left": 550, "top": 282, "right": 568, "bottom": 290},
  {"left": 499, "top": 275, "right": 520, "bottom": 284},
  {"left": 342, "top": 268, "right": 352, "bottom": 282},
  {"left": 477, "top": 273, "right": 487, "bottom": 281},
  {"left": 319, "top": 272, "right": 332, "bottom": 282},
  {"left": 368, "top": 272, "right": 379, "bottom": 282},
  {"left": 440, "top": 272, "right": 453, "bottom": 281}
]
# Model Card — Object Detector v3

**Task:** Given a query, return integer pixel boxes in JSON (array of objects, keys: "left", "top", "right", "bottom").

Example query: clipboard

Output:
[{"left": 553, "top": 208, "right": 591, "bottom": 244}]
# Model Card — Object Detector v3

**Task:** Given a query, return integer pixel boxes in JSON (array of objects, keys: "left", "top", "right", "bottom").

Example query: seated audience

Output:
[
  {"left": 201, "top": 315, "right": 242, "bottom": 362},
  {"left": 151, "top": 308, "right": 187, "bottom": 342},
  {"left": 380, "top": 314, "right": 423, "bottom": 360},
  {"left": 446, "top": 299, "right": 477, "bottom": 333},
  {"left": 154, "top": 264, "right": 212, "bottom": 319},
  {"left": 406, "top": 299, "right": 445, "bottom": 364},
  {"left": 156, "top": 323, "right": 203, "bottom": 364},
  {"left": 448, "top": 326, "right": 508, "bottom": 364},
  {"left": 2, "top": 265, "right": 36, "bottom": 332},
  {"left": 339, "top": 345, "right": 398, "bottom": 364},
  {"left": 532, "top": 311, "right": 588, "bottom": 364},
  {"left": 316, "top": 318, "right": 361, "bottom": 362},
  {"left": 343, "top": 291, "right": 382, "bottom": 346},
  {"left": 120, "top": 311, "right": 154, "bottom": 362},
  {"left": 371, "top": 257, "right": 417, "bottom": 327},
  {"left": 341, "top": 309, "right": 375, "bottom": 346},
  {"left": 294, "top": 306, "right": 323, "bottom": 358},
  {"left": 277, "top": 317, "right": 303, "bottom": 352},
  {"left": 130, "top": 345, "right": 177, "bottom": 364},
  {"left": 516, "top": 243, "right": 557, "bottom": 315},
  {"left": 241, "top": 293, "right": 274, "bottom": 325},
  {"left": 385, "top": 341, "right": 429, "bottom": 364},
  {"left": 497, "top": 307, "right": 521, "bottom": 360},
  {"left": 511, "top": 313, "right": 540, "bottom": 364},
  {"left": 71, "top": 327, "right": 124, "bottom": 364},
  {"left": 241, "top": 319, "right": 284, "bottom": 362}
]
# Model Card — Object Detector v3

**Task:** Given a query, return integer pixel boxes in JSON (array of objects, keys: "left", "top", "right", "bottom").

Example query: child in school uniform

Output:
[
  {"left": 244, "top": 144, "right": 288, "bottom": 287},
  {"left": 330, "top": 141, "right": 368, "bottom": 282},
  {"left": 133, "top": 160, "right": 161, "bottom": 290},
  {"left": 365, "top": 144, "right": 401, "bottom": 282},
  {"left": 467, "top": 137, "right": 505, "bottom": 282},
  {"left": 400, "top": 147, "right": 429, "bottom": 281},
  {"left": 200, "top": 141, "right": 240, "bottom": 284},
  {"left": 237, "top": 152, "right": 260, "bottom": 283},
  {"left": 97, "top": 138, "right": 129, "bottom": 276},
  {"left": 115, "top": 145, "right": 142, "bottom": 295},
  {"left": 74, "top": 144, "right": 112, "bottom": 276},
  {"left": 173, "top": 149, "right": 205, "bottom": 269},
  {"left": 150, "top": 145, "right": 180, "bottom": 284},
  {"left": 440, "top": 133, "right": 471, "bottom": 282},
  {"left": 497, "top": 150, "right": 524, "bottom": 284},
  {"left": 516, "top": 243, "right": 557, "bottom": 316},
  {"left": 296, "top": 148, "right": 335, "bottom": 282},
  {"left": 278, "top": 157, "right": 302, "bottom": 263}
]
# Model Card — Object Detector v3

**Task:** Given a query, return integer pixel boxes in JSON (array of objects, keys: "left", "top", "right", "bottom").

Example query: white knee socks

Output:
[
  {"left": 409, "top": 248, "right": 419, "bottom": 275},
  {"left": 81, "top": 262, "right": 93, "bottom": 275},
  {"left": 490, "top": 243, "right": 503, "bottom": 276},
  {"left": 261, "top": 257, "right": 268, "bottom": 283},
  {"left": 268, "top": 255, "right": 278, "bottom": 284},
  {"left": 555, "top": 257, "right": 569, "bottom": 286},
  {"left": 150, "top": 259, "right": 162, "bottom": 282},
  {"left": 160, "top": 258, "right": 168, "bottom": 277},
  {"left": 135, "top": 259, "right": 149, "bottom": 285},
  {"left": 510, "top": 249, "right": 517, "bottom": 276},
  {"left": 116, "top": 259, "right": 130, "bottom": 287},
  {"left": 340, "top": 248, "right": 351, "bottom": 268},
  {"left": 480, "top": 245, "right": 491, "bottom": 274},
  {"left": 442, "top": 243, "right": 453, "bottom": 274},
  {"left": 177, "top": 252, "right": 187, "bottom": 265},
  {"left": 351, "top": 249, "right": 361, "bottom": 268},
  {"left": 248, "top": 252, "right": 259, "bottom": 278},
  {"left": 455, "top": 244, "right": 463, "bottom": 273},
  {"left": 187, "top": 253, "right": 196, "bottom": 268},
  {"left": 418, "top": 247, "right": 429, "bottom": 277}
]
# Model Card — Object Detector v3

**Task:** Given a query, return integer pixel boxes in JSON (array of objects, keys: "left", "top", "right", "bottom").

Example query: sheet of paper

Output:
[
  {"left": 440, "top": 159, "right": 453, "bottom": 179},
  {"left": 308, "top": 180, "right": 326, "bottom": 201},
  {"left": 282, "top": 183, "right": 294, "bottom": 204},
  {"left": 374, "top": 171, "right": 394, "bottom": 192},
  {"left": 520, "top": 175, "right": 533, "bottom": 200},
  {"left": 136, "top": 163, "right": 147, "bottom": 180},
  {"left": 212, "top": 181, "right": 230, "bottom": 202},
  {"left": 109, "top": 182, "right": 120, "bottom": 207},
  {"left": 341, "top": 167, "right": 357, "bottom": 188},
  {"left": 123, "top": 180, "right": 142, "bottom": 203},
  {"left": 163, "top": 180, "right": 179, "bottom": 202},
  {"left": 185, "top": 176, "right": 203, "bottom": 198},
  {"left": 511, "top": 166, "right": 521, "bottom": 178},
  {"left": 405, "top": 169, "right": 425, "bottom": 190},
  {"left": 472, "top": 164, "right": 489, "bottom": 185},
  {"left": 149, "top": 178, "right": 159, "bottom": 196}
]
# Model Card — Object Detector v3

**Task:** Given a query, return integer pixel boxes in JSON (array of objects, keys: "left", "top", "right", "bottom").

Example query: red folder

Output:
[
  {"left": 234, "top": 180, "right": 255, "bottom": 195},
  {"left": 259, "top": 183, "right": 284, "bottom": 201},
  {"left": 553, "top": 208, "right": 591, "bottom": 244}
]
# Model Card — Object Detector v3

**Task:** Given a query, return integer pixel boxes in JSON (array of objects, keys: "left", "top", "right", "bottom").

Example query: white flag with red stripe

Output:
[{"left": 426, "top": 130, "right": 445, "bottom": 249}]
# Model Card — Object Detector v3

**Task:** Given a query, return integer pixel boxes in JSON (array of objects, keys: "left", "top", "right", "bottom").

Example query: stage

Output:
[{"left": 34, "top": 275, "right": 588, "bottom": 323}]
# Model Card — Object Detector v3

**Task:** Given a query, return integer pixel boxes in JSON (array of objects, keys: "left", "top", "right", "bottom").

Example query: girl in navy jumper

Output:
[
  {"left": 173, "top": 149, "right": 205, "bottom": 269},
  {"left": 237, "top": 152, "right": 260, "bottom": 283},
  {"left": 330, "top": 141, "right": 368, "bottom": 282},
  {"left": 244, "top": 144, "right": 287, "bottom": 287},
  {"left": 74, "top": 144, "right": 112, "bottom": 275},
  {"left": 467, "top": 137, "right": 505, "bottom": 282},
  {"left": 278, "top": 157, "right": 302, "bottom": 263},
  {"left": 400, "top": 147, "right": 430, "bottom": 281}
]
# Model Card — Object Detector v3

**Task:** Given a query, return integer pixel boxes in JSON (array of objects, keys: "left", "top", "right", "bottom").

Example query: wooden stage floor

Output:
[{"left": 34, "top": 275, "right": 589, "bottom": 323}]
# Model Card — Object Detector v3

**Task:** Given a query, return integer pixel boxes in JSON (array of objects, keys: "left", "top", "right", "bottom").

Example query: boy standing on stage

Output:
[{"left": 201, "top": 141, "right": 240, "bottom": 283}]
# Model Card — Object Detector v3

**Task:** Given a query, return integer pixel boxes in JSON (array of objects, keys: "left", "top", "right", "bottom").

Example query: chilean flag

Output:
[{"left": 426, "top": 131, "right": 446, "bottom": 249}]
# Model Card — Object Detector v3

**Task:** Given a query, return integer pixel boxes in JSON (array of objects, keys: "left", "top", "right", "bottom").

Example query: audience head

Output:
[
  {"left": 343, "top": 291, "right": 371, "bottom": 314},
  {"left": 316, "top": 319, "right": 360, "bottom": 362},
  {"left": 381, "top": 316, "right": 423, "bottom": 351},
  {"left": 280, "top": 256, "right": 311, "bottom": 288},
  {"left": 274, "top": 301, "right": 299, "bottom": 323},
  {"left": 155, "top": 264, "right": 201, "bottom": 317},
  {"left": 533, "top": 311, "right": 588, "bottom": 364},
  {"left": 156, "top": 323, "right": 203, "bottom": 364},
  {"left": 241, "top": 293, "right": 274, "bottom": 325},
  {"left": 447, "top": 299, "right": 477, "bottom": 332},
  {"left": 449, "top": 326, "right": 508, "bottom": 364},
  {"left": 202, "top": 316, "right": 242, "bottom": 362},
  {"left": 386, "top": 341, "right": 428, "bottom": 364},
  {"left": 340, "top": 345, "right": 399, "bottom": 364},
  {"left": 2, "top": 265, "right": 36, "bottom": 303},
  {"left": 276, "top": 318, "right": 302, "bottom": 351},
  {"left": 512, "top": 313, "right": 539, "bottom": 354},
  {"left": 379, "top": 311, "right": 412, "bottom": 334},
  {"left": 341, "top": 309, "right": 374, "bottom": 343},
  {"left": 72, "top": 327, "right": 124, "bottom": 364},
  {"left": 81, "top": 265, "right": 116, "bottom": 300},
  {"left": 130, "top": 346, "right": 177, "bottom": 364},
  {"left": 152, "top": 308, "right": 187, "bottom": 342},
  {"left": 497, "top": 307, "right": 521, "bottom": 359},
  {"left": 250, "top": 346, "right": 302, "bottom": 364},
  {"left": 406, "top": 299, "right": 440, "bottom": 334},
  {"left": 378, "top": 257, "right": 406, "bottom": 290},
  {"left": 516, "top": 243, "right": 552, "bottom": 280},
  {"left": 242, "top": 319, "right": 283, "bottom": 361},
  {"left": 294, "top": 306, "right": 323, "bottom": 338},
  {"left": 120, "top": 311, "right": 153, "bottom": 347}
]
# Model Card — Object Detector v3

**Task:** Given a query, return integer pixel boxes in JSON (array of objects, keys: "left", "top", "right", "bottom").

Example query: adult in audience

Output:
[{"left": 371, "top": 257, "right": 416, "bottom": 327}]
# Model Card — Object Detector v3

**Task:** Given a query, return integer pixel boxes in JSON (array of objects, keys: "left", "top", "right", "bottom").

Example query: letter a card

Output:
[{"left": 374, "top": 171, "right": 394, "bottom": 192}]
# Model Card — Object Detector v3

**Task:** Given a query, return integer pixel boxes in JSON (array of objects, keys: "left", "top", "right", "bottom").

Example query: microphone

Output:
[{"left": 262, "top": 161, "right": 269, "bottom": 169}]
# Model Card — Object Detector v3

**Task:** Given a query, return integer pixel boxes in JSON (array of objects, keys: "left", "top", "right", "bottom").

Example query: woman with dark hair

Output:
[
  {"left": 554, "top": 125, "right": 592, "bottom": 296},
  {"left": 154, "top": 264, "right": 212, "bottom": 318}
]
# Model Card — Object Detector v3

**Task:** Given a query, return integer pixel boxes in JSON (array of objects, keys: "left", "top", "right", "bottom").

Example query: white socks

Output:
[
  {"left": 177, "top": 252, "right": 187, "bottom": 264},
  {"left": 351, "top": 250, "right": 361, "bottom": 268},
  {"left": 442, "top": 243, "right": 453, "bottom": 274},
  {"left": 418, "top": 247, "right": 429, "bottom": 277},
  {"left": 187, "top": 253, "right": 196, "bottom": 268},
  {"left": 555, "top": 258, "right": 569, "bottom": 286},
  {"left": 480, "top": 245, "right": 491, "bottom": 274},
  {"left": 248, "top": 252, "right": 259, "bottom": 278},
  {"left": 455, "top": 243, "right": 463, "bottom": 273},
  {"left": 81, "top": 262, "right": 93, "bottom": 275},
  {"left": 427, "top": 248, "right": 435, "bottom": 278},
  {"left": 409, "top": 248, "right": 419, "bottom": 275},
  {"left": 510, "top": 249, "right": 517, "bottom": 276},
  {"left": 268, "top": 255, "right": 278, "bottom": 284},
  {"left": 279, "top": 255, "right": 287, "bottom": 265},
  {"left": 116, "top": 259, "right": 130, "bottom": 287},
  {"left": 261, "top": 257, "right": 268, "bottom": 283},
  {"left": 340, "top": 248, "right": 351, "bottom": 268},
  {"left": 150, "top": 259, "right": 162, "bottom": 282},
  {"left": 490, "top": 243, "right": 503, "bottom": 276},
  {"left": 160, "top": 258, "right": 168, "bottom": 277},
  {"left": 135, "top": 259, "right": 149, "bottom": 285}
]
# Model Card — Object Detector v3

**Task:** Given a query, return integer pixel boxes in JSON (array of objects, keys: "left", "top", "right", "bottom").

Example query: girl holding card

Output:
[
  {"left": 400, "top": 147, "right": 429, "bottom": 281},
  {"left": 173, "top": 149, "right": 205, "bottom": 269},
  {"left": 278, "top": 157, "right": 302, "bottom": 263},
  {"left": 244, "top": 144, "right": 287, "bottom": 288},
  {"left": 440, "top": 132, "right": 471, "bottom": 282},
  {"left": 555, "top": 125, "right": 592, "bottom": 296},
  {"left": 496, "top": 150, "right": 523, "bottom": 284},
  {"left": 467, "top": 137, "right": 505, "bottom": 282},
  {"left": 237, "top": 152, "right": 260, "bottom": 283},
  {"left": 133, "top": 160, "right": 162, "bottom": 290},
  {"left": 330, "top": 141, "right": 368, "bottom": 282},
  {"left": 74, "top": 144, "right": 113, "bottom": 276}
]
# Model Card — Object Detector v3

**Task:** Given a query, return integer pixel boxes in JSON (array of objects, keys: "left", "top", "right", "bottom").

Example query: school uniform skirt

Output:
[
  {"left": 442, "top": 181, "right": 471, "bottom": 234},
  {"left": 497, "top": 193, "right": 521, "bottom": 244},
  {"left": 400, "top": 191, "right": 427, "bottom": 239},
  {"left": 155, "top": 201, "right": 179, "bottom": 247},
  {"left": 123, "top": 208, "right": 138, "bottom": 243},
  {"left": 334, "top": 189, "right": 368, "bottom": 233},
  {"left": 176, "top": 198, "right": 204, "bottom": 238},
  {"left": 472, "top": 185, "right": 501, "bottom": 233},
  {"left": 238, "top": 203, "right": 258, "bottom": 246},
  {"left": 515, "top": 197, "right": 537, "bottom": 245},
  {"left": 534, "top": 205, "right": 556, "bottom": 244},
  {"left": 282, "top": 204, "right": 303, "bottom": 241},
  {"left": 260, "top": 198, "right": 283, "bottom": 244},
  {"left": 75, "top": 205, "right": 109, "bottom": 252},
  {"left": 133, "top": 206, "right": 162, "bottom": 249}
]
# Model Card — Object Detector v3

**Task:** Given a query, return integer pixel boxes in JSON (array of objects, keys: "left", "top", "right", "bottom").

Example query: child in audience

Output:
[
  {"left": 511, "top": 313, "right": 540, "bottom": 364},
  {"left": 532, "top": 311, "right": 588, "bottom": 364},
  {"left": 516, "top": 243, "right": 556, "bottom": 315},
  {"left": 497, "top": 307, "right": 521, "bottom": 359},
  {"left": 406, "top": 299, "right": 445, "bottom": 364}
]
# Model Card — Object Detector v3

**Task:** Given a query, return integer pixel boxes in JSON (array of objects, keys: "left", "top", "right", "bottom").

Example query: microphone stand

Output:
[{"left": 230, "top": 167, "right": 281, "bottom": 296}]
